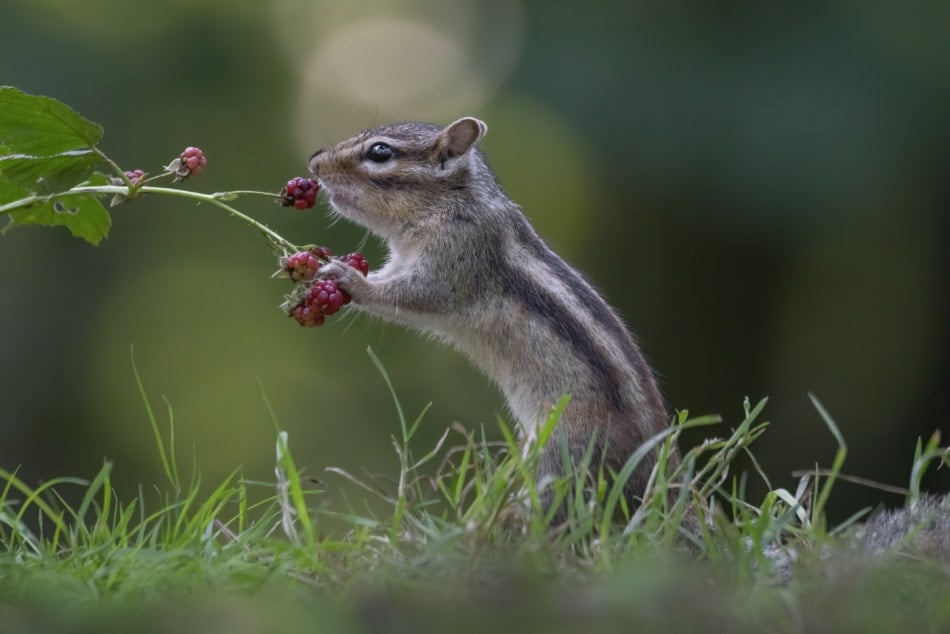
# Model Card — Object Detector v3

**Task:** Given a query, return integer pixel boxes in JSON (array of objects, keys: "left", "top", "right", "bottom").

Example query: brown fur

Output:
[{"left": 309, "top": 118, "right": 671, "bottom": 521}]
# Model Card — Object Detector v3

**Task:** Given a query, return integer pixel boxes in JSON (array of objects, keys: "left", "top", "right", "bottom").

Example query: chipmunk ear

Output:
[{"left": 435, "top": 117, "right": 487, "bottom": 161}]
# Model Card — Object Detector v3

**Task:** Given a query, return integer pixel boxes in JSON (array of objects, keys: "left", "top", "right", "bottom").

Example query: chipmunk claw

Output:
[
  {"left": 316, "top": 260, "right": 348, "bottom": 281},
  {"left": 317, "top": 259, "right": 370, "bottom": 300}
]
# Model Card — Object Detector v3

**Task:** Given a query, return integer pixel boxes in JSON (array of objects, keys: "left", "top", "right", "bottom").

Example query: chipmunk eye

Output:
[{"left": 366, "top": 142, "right": 394, "bottom": 163}]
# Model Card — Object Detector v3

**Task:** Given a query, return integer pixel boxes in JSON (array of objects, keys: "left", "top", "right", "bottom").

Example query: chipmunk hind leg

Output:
[
  {"left": 534, "top": 422, "right": 661, "bottom": 527},
  {"left": 534, "top": 425, "right": 610, "bottom": 526}
]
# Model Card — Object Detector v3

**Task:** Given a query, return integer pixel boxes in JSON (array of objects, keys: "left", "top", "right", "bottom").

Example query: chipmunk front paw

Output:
[{"left": 318, "top": 260, "right": 371, "bottom": 300}]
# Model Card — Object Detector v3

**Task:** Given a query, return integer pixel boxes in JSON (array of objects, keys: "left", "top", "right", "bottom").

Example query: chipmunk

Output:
[{"left": 309, "top": 117, "right": 670, "bottom": 520}]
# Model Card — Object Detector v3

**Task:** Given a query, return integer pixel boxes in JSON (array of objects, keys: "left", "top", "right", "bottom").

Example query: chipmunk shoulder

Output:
[{"left": 308, "top": 117, "right": 670, "bottom": 514}]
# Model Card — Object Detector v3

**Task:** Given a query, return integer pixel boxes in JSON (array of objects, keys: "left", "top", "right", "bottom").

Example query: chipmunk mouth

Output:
[
  {"left": 313, "top": 180, "right": 340, "bottom": 207},
  {"left": 320, "top": 184, "right": 358, "bottom": 218},
  {"left": 315, "top": 179, "right": 369, "bottom": 227},
  {"left": 329, "top": 191, "right": 355, "bottom": 211}
]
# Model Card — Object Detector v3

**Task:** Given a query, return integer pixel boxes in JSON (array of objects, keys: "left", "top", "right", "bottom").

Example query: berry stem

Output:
[
  {"left": 0, "top": 184, "right": 301, "bottom": 254},
  {"left": 0, "top": 196, "right": 39, "bottom": 215},
  {"left": 215, "top": 190, "right": 286, "bottom": 199},
  {"left": 93, "top": 146, "right": 136, "bottom": 188}
]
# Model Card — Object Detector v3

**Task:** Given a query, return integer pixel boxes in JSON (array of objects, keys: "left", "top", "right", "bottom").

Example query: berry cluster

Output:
[
  {"left": 280, "top": 177, "right": 320, "bottom": 210},
  {"left": 285, "top": 248, "right": 370, "bottom": 328},
  {"left": 292, "top": 279, "right": 350, "bottom": 327}
]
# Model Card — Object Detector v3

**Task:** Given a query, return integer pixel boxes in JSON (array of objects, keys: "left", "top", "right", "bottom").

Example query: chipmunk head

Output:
[{"left": 308, "top": 117, "right": 488, "bottom": 238}]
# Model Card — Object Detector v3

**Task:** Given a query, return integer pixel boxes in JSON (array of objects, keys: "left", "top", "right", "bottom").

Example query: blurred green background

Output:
[{"left": 1, "top": 1, "right": 947, "bottom": 518}]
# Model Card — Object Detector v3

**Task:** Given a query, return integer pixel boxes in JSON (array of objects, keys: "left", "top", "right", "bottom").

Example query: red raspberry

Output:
[
  {"left": 280, "top": 177, "right": 320, "bottom": 210},
  {"left": 180, "top": 147, "right": 207, "bottom": 176},
  {"left": 338, "top": 252, "right": 370, "bottom": 276},
  {"left": 305, "top": 279, "right": 348, "bottom": 316},
  {"left": 124, "top": 169, "right": 146, "bottom": 186},
  {"left": 285, "top": 251, "right": 321, "bottom": 282}
]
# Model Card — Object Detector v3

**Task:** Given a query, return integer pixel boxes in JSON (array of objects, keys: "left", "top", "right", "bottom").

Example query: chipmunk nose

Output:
[{"left": 308, "top": 149, "right": 324, "bottom": 174}]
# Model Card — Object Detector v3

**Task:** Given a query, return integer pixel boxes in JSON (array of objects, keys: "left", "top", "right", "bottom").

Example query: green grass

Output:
[{"left": 1, "top": 355, "right": 948, "bottom": 634}]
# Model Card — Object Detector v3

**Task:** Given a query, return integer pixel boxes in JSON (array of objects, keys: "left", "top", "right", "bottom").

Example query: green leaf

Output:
[
  {"left": 0, "top": 86, "right": 103, "bottom": 154},
  {"left": 0, "top": 88, "right": 106, "bottom": 195},
  {"left": 3, "top": 188, "right": 111, "bottom": 246},
  {"left": 0, "top": 149, "right": 101, "bottom": 194},
  {"left": 0, "top": 175, "right": 28, "bottom": 204}
]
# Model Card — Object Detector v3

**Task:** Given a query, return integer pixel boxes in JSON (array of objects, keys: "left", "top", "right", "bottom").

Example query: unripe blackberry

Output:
[
  {"left": 338, "top": 252, "right": 370, "bottom": 276},
  {"left": 281, "top": 247, "right": 360, "bottom": 329},
  {"left": 306, "top": 279, "right": 348, "bottom": 316},
  {"left": 124, "top": 169, "right": 146, "bottom": 186},
  {"left": 292, "top": 303, "right": 325, "bottom": 328},
  {"left": 167, "top": 147, "right": 207, "bottom": 181},
  {"left": 180, "top": 147, "right": 207, "bottom": 175},
  {"left": 280, "top": 177, "right": 320, "bottom": 210},
  {"left": 309, "top": 246, "right": 333, "bottom": 261},
  {"left": 285, "top": 251, "right": 321, "bottom": 282}
]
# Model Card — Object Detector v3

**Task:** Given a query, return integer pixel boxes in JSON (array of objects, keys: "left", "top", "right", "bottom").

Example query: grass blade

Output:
[
  {"left": 130, "top": 345, "right": 179, "bottom": 490},
  {"left": 808, "top": 393, "right": 847, "bottom": 527}
]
